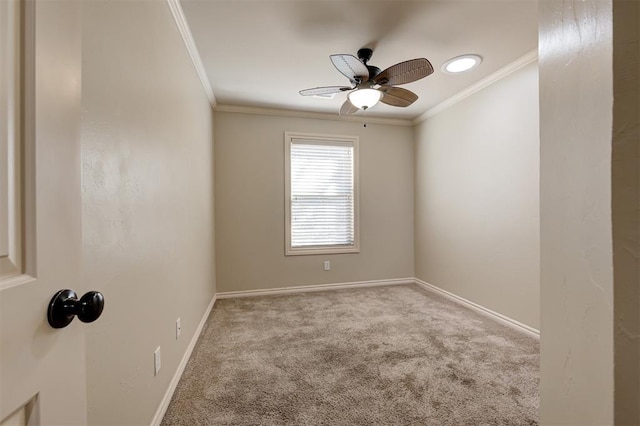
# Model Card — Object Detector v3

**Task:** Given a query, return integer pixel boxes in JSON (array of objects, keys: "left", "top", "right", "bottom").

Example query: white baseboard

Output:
[
  {"left": 413, "top": 278, "right": 540, "bottom": 339},
  {"left": 217, "top": 279, "right": 539, "bottom": 339},
  {"left": 150, "top": 295, "right": 217, "bottom": 426},
  {"left": 216, "top": 278, "right": 414, "bottom": 299}
]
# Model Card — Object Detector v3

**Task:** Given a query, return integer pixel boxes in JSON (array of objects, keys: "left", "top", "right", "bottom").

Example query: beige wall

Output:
[
  {"left": 81, "top": 1, "right": 215, "bottom": 425},
  {"left": 214, "top": 112, "right": 414, "bottom": 292},
  {"left": 414, "top": 62, "right": 540, "bottom": 330},
  {"left": 539, "top": 0, "right": 615, "bottom": 423}
]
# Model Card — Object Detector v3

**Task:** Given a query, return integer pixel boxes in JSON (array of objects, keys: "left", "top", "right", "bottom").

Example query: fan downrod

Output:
[{"left": 357, "top": 48, "right": 381, "bottom": 79}]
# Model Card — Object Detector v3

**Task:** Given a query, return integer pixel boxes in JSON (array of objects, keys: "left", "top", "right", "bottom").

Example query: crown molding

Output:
[
  {"left": 413, "top": 49, "right": 538, "bottom": 125},
  {"left": 166, "top": 0, "right": 216, "bottom": 107},
  {"left": 214, "top": 104, "right": 413, "bottom": 126}
]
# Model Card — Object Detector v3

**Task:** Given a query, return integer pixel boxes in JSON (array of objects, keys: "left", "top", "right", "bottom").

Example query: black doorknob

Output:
[{"left": 47, "top": 289, "right": 105, "bottom": 329}]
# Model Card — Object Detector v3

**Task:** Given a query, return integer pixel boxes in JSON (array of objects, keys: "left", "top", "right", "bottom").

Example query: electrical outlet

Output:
[
  {"left": 176, "top": 317, "right": 182, "bottom": 339},
  {"left": 323, "top": 260, "right": 331, "bottom": 271},
  {"left": 154, "top": 346, "right": 161, "bottom": 376}
]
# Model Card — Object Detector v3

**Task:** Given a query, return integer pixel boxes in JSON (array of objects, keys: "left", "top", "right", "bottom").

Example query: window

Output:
[{"left": 285, "top": 132, "right": 359, "bottom": 255}]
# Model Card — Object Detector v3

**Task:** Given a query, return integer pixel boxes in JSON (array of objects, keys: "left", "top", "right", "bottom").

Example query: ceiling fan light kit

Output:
[
  {"left": 348, "top": 88, "right": 382, "bottom": 110},
  {"left": 442, "top": 54, "right": 482, "bottom": 74},
  {"left": 299, "top": 47, "right": 434, "bottom": 115}
]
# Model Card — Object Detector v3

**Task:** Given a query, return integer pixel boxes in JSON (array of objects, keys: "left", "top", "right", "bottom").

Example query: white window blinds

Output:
[{"left": 286, "top": 134, "right": 359, "bottom": 255}]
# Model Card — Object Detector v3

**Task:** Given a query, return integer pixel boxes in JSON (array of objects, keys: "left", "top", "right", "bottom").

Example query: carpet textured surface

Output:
[{"left": 162, "top": 285, "right": 539, "bottom": 425}]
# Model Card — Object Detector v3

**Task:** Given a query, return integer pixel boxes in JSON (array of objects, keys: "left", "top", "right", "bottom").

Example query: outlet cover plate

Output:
[{"left": 154, "top": 346, "right": 161, "bottom": 376}]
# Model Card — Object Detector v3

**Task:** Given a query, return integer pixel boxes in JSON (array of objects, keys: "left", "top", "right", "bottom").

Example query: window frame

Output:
[{"left": 284, "top": 132, "right": 360, "bottom": 256}]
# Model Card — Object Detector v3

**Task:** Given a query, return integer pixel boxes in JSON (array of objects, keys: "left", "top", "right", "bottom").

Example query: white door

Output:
[{"left": 1, "top": 0, "right": 92, "bottom": 424}]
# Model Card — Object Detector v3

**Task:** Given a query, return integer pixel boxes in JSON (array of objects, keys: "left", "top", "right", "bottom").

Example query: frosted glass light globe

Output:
[{"left": 348, "top": 88, "right": 382, "bottom": 110}]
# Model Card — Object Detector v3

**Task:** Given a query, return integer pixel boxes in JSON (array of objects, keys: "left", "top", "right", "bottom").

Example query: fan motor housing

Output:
[
  {"left": 367, "top": 65, "right": 381, "bottom": 79},
  {"left": 357, "top": 48, "right": 381, "bottom": 80}
]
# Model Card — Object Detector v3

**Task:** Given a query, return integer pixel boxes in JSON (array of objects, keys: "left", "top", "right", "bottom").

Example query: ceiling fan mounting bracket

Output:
[{"left": 357, "top": 48, "right": 374, "bottom": 64}]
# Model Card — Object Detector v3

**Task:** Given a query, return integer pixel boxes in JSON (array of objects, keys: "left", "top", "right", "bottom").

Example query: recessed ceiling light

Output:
[{"left": 442, "top": 54, "right": 482, "bottom": 74}]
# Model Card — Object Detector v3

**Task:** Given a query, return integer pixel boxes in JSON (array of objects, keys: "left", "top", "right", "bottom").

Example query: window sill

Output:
[{"left": 285, "top": 246, "right": 360, "bottom": 256}]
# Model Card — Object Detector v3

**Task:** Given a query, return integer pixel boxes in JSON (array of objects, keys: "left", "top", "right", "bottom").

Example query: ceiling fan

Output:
[{"left": 299, "top": 48, "right": 434, "bottom": 115}]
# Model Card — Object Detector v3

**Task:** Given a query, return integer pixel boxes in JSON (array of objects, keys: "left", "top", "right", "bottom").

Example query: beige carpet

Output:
[{"left": 162, "top": 284, "right": 539, "bottom": 425}]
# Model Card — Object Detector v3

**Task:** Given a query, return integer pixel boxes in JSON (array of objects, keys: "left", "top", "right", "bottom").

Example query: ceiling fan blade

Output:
[
  {"left": 339, "top": 99, "right": 359, "bottom": 115},
  {"left": 373, "top": 58, "right": 434, "bottom": 86},
  {"left": 299, "top": 86, "right": 352, "bottom": 96},
  {"left": 330, "top": 54, "right": 369, "bottom": 83},
  {"left": 379, "top": 87, "right": 418, "bottom": 107}
]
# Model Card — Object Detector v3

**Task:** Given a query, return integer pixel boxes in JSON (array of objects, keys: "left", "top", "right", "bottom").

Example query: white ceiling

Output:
[{"left": 181, "top": 0, "right": 538, "bottom": 120}]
